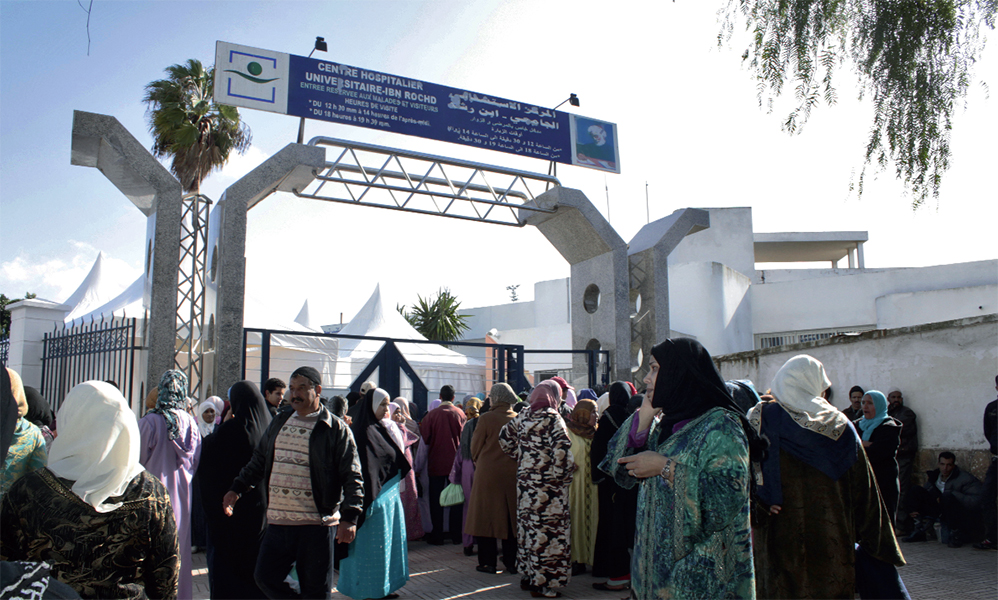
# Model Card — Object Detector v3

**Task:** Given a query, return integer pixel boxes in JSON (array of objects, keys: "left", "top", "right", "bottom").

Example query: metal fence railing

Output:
[{"left": 41, "top": 316, "right": 143, "bottom": 413}]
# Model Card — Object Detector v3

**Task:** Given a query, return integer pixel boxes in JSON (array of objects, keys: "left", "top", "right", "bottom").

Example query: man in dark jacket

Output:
[
  {"left": 903, "top": 451, "right": 984, "bottom": 547},
  {"left": 887, "top": 388, "right": 918, "bottom": 532},
  {"left": 974, "top": 377, "right": 998, "bottom": 550},
  {"left": 223, "top": 366, "right": 364, "bottom": 599}
]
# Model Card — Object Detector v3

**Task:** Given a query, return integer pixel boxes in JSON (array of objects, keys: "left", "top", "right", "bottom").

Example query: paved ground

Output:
[{"left": 192, "top": 536, "right": 997, "bottom": 599}]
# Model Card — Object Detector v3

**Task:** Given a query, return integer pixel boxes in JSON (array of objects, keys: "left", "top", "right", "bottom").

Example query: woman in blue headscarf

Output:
[{"left": 856, "top": 390, "right": 902, "bottom": 522}]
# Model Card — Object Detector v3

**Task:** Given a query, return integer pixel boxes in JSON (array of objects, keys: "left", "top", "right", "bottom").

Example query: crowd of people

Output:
[{"left": 0, "top": 343, "right": 995, "bottom": 599}]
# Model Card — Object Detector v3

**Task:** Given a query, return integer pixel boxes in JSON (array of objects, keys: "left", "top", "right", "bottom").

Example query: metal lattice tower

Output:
[
  {"left": 294, "top": 137, "right": 560, "bottom": 226},
  {"left": 175, "top": 192, "right": 211, "bottom": 400}
]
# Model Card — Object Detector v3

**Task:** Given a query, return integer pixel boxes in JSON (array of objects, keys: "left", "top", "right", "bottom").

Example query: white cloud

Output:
[{"left": 0, "top": 243, "right": 141, "bottom": 304}]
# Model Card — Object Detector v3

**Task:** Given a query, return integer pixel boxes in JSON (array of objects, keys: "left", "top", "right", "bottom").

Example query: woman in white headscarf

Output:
[
  {"left": 196, "top": 402, "right": 216, "bottom": 438},
  {"left": 0, "top": 381, "right": 180, "bottom": 599},
  {"left": 749, "top": 355, "right": 904, "bottom": 599},
  {"left": 338, "top": 388, "right": 411, "bottom": 600}
]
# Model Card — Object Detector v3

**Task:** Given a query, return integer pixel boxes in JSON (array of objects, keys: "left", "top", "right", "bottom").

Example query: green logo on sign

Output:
[{"left": 225, "top": 62, "right": 279, "bottom": 84}]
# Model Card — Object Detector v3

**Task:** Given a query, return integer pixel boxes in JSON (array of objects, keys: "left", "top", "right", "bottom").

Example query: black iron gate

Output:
[{"left": 40, "top": 316, "right": 143, "bottom": 412}]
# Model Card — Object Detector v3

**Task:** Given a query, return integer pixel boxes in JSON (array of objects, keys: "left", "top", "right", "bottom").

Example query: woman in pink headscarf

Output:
[
  {"left": 389, "top": 400, "right": 424, "bottom": 541},
  {"left": 499, "top": 380, "right": 576, "bottom": 598}
]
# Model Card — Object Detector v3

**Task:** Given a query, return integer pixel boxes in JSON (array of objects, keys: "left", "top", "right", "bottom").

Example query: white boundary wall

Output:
[{"left": 715, "top": 315, "right": 998, "bottom": 477}]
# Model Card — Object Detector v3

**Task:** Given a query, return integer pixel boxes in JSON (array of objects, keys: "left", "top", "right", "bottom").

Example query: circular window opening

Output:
[
  {"left": 583, "top": 284, "right": 601, "bottom": 314},
  {"left": 585, "top": 338, "right": 601, "bottom": 352},
  {"left": 145, "top": 240, "right": 153, "bottom": 276},
  {"left": 210, "top": 244, "right": 219, "bottom": 283}
]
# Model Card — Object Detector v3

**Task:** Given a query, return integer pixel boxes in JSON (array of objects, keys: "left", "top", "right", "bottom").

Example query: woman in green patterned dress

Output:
[{"left": 600, "top": 338, "right": 758, "bottom": 599}]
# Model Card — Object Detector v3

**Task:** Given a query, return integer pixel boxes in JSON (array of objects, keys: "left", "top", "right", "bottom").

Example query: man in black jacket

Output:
[
  {"left": 887, "top": 388, "right": 918, "bottom": 533},
  {"left": 223, "top": 366, "right": 364, "bottom": 599},
  {"left": 903, "top": 451, "right": 984, "bottom": 547},
  {"left": 974, "top": 377, "right": 998, "bottom": 550}
]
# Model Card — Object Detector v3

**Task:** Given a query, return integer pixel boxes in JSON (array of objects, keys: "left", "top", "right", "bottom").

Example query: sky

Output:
[{"left": 1, "top": 0, "right": 996, "bottom": 328}]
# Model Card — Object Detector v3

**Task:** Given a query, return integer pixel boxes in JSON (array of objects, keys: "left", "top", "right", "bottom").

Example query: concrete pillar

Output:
[
  {"left": 213, "top": 144, "right": 326, "bottom": 395},
  {"left": 626, "top": 208, "right": 710, "bottom": 382},
  {"left": 6, "top": 299, "right": 71, "bottom": 388},
  {"left": 71, "top": 111, "right": 183, "bottom": 394},
  {"left": 520, "top": 187, "right": 631, "bottom": 384}
]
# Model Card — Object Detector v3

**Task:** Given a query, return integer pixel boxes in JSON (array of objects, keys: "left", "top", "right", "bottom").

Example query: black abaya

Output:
[{"left": 197, "top": 381, "right": 272, "bottom": 599}]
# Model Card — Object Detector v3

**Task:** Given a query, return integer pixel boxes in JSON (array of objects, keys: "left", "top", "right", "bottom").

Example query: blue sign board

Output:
[{"left": 215, "top": 41, "right": 620, "bottom": 173}]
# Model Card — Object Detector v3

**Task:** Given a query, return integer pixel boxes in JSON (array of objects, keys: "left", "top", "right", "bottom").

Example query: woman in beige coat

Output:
[{"left": 464, "top": 382, "right": 519, "bottom": 574}]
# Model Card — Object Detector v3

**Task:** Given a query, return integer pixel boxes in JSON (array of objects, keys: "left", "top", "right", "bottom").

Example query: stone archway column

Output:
[
  {"left": 213, "top": 144, "right": 326, "bottom": 395},
  {"left": 71, "top": 111, "right": 183, "bottom": 394},
  {"left": 520, "top": 187, "right": 632, "bottom": 384}
]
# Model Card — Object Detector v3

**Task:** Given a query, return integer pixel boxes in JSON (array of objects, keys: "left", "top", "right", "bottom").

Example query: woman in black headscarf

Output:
[
  {"left": 23, "top": 386, "right": 55, "bottom": 446},
  {"left": 338, "top": 388, "right": 411, "bottom": 600},
  {"left": 599, "top": 338, "right": 760, "bottom": 599},
  {"left": 590, "top": 381, "right": 640, "bottom": 590},
  {"left": 197, "top": 380, "right": 271, "bottom": 599}
]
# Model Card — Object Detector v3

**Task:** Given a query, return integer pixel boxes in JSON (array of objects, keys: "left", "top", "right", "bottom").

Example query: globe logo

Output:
[{"left": 224, "top": 61, "right": 279, "bottom": 84}]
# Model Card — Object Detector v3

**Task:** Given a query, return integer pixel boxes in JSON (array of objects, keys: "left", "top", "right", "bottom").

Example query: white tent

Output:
[
  {"left": 63, "top": 253, "right": 143, "bottom": 324},
  {"left": 243, "top": 298, "right": 339, "bottom": 389},
  {"left": 328, "top": 284, "right": 486, "bottom": 398}
]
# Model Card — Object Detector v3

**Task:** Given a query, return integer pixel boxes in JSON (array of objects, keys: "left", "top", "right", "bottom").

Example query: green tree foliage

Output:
[
  {"left": 721, "top": 0, "right": 995, "bottom": 207},
  {"left": 1, "top": 292, "right": 37, "bottom": 337},
  {"left": 397, "top": 288, "right": 471, "bottom": 343},
  {"left": 143, "top": 59, "right": 252, "bottom": 193}
]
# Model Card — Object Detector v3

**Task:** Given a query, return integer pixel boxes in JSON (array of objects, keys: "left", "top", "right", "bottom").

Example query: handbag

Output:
[{"left": 439, "top": 482, "right": 465, "bottom": 507}]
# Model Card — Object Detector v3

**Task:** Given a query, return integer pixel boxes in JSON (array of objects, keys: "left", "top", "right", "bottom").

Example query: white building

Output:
[{"left": 461, "top": 206, "right": 997, "bottom": 365}]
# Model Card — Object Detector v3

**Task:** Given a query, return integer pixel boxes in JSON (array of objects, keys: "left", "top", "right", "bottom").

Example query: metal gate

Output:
[
  {"left": 242, "top": 328, "right": 609, "bottom": 416},
  {"left": 40, "top": 316, "right": 144, "bottom": 412}
]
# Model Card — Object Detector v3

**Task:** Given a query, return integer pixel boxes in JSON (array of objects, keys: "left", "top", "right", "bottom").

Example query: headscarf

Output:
[
  {"left": 196, "top": 401, "right": 216, "bottom": 438},
  {"left": 649, "top": 339, "right": 743, "bottom": 444},
  {"left": 627, "top": 393, "right": 644, "bottom": 415},
  {"left": 747, "top": 355, "right": 858, "bottom": 507},
  {"left": 391, "top": 398, "right": 420, "bottom": 438},
  {"left": 529, "top": 380, "right": 562, "bottom": 412},
  {"left": 464, "top": 397, "right": 482, "bottom": 419},
  {"left": 207, "top": 396, "right": 224, "bottom": 423},
  {"left": 1, "top": 368, "right": 19, "bottom": 464},
  {"left": 46, "top": 381, "right": 145, "bottom": 512},
  {"left": 857, "top": 390, "right": 889, "bottom": 441},
  {"left": 564, "top": 388, "right": 578, "bottom": 409},
  {"left": 351, "top": 388, "right": 410, "bottom": 526},
  {"left": 226, "top": 381, "right": 272, "bottom": 449},
  {"left": 459, "top": 394, "right": 475, "bottom": 407},
  {"left": 758, "top": 354, "right": 850, "bottom": 440},
  {"left": 428, "top": 398, "right": 442, "bottom": 412},
  {"left": 7, "top": 368, "right": 27, "bottom": 417},
  {"left": 550, "top": 376, "right": 572, "bottom": 394},
  {"left": 23, "top": 386, "right": 54, "bottom": 428},
  {"left": 566, "top": 398, "right": 598, "bottom": 439},
  {"left": 596, "top": 392, "right": 610, "bottom": 416},
  {"left": 151, "top": 370, "right": 189, "bottom": 440},
  {"left": 488, "top": 382, "right": 518, "bottom": 408},
  {"left": 578, "top": 389, "right": 599, "bottom": 403},
  {"left": 460, "top": 413, "right": 480, "bottom": 461},
  {"left": 726, "top": 380, "right": 763, "bottom": 414}
]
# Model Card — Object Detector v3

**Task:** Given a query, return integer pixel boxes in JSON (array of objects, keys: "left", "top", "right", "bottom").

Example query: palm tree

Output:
[
  {"left": 398, "top": 288, "right": 471, "bottom": 343},
  {"left": 143, "top": 59, "right": 251, "bottom": 193}
]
